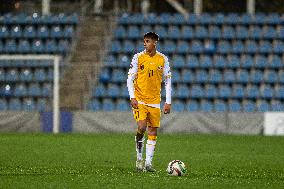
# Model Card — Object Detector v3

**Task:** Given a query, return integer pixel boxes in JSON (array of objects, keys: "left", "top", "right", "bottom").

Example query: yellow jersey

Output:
[{"left": 127, "top": 51, "right": 172, "bottom": 105}]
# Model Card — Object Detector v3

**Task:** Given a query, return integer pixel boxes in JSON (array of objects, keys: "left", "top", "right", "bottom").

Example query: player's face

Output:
[{"left": 144, "top": 37, "right": 157, "bottom": 52}]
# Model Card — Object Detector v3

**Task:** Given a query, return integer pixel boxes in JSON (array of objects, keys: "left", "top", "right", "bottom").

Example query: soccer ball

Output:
[{"left": 166, "top": 160, "right": 187, "bottom": 176}]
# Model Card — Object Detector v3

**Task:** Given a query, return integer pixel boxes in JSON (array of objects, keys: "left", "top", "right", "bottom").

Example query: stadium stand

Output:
[
  {"left": 0, "top": 13, "right": 78, "bottom": 111},
  {"left": 88, "top": 12, "right": 284, "bottom": 112}
]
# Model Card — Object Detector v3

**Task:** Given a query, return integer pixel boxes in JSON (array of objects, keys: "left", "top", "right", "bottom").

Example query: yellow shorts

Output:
[{"left": 132, "top": 104, "right": 161, "bottom": 128}]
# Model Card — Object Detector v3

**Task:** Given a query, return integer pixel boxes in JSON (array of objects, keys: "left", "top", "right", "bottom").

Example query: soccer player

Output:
[{"left": 127, "top": 32, "right": 172, "bottom": 172}]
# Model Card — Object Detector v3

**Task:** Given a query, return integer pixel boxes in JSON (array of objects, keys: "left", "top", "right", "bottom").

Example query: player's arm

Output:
[
  {"left": 163, "top": 57, "right": 172, "bottom": 114},
  {"left": 127, "top": 54, "right": 138, "bottom": 109}
]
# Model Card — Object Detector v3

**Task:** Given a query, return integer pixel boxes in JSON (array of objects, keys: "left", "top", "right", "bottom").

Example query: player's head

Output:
[{"left": 143, "top": 32, "right": 159, "bottom": 52}]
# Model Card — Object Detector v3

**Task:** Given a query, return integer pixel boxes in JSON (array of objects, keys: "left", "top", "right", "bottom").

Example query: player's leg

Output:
[
  {"left": 144, "top": 106, "right": 160, "bottom": 172},
  {"left": 133, "top": 105, "right": 147, "bottom": 171}
]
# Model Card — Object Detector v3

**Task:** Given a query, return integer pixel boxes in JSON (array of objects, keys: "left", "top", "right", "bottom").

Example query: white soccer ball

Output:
[{"left": 166, "top": 160, "right": 187, "bottom": 176}]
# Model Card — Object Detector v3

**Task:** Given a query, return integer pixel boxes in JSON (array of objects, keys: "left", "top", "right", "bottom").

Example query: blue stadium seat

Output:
[
  {"left": 200, "top": 100, "right": 213, "bottom": 112},
  {"left": 172, "top": 100, "right": 185, "bottom": 112},
  {"left": 208, "top": 69, "right": 222, "bottom": 84},
  {"left": 246, "top": 85, "right": 259, "bottom": 99},
  {"left": 110, "top": 40, "right": 121, "bottom": 53},
  {"left": 58, "top": 40, "right": 70, "bottom": 54},
  {"left": 45, "top": 39, "right": 57, "bottom": 53},
  {"left": 14, "top": 84, "right": 27, "bottom": 97},
  {"left": 168, "top": 26, "right": 180, "bottom": 39},
  {"left": 276, "top": 86, "right": 284, "bottom": 99},
  {"left": 269, "top": 55, "right": 282, "bottom": 68},
  {"left": 264, "top": 70, "right": 278, "bottom": 84},
  {"left": 214, "top": 100, "right": 227, "bottom": 112},
  {"left": 111, "top": 69, "right": 126, "bottom": 83},
  {"left": 172, "top": 55, "right": 185, "bottom": 68},
  {"left": 228, "top": 100, "right": 242, "bottom": 112},
  {"left": 277, "top": 25, "right": 284, "bottom": 39},
  {"left": 118, "top": 13, "right": 130, "bottom": 25},
  {"left": 107, "top": 84, "right": 120, "bottom": 98},
  {"left": 257, "top": 100, "right": 270, "bottom": 112},
  {"left": 176, "top": 41, "right": 190, "bottom": 54},
  {"left": 250, "top": 70, "right": 262, "bottom": 84},
  {"left": 135, "top": 41, "right": 144, "bottom": 52},
  {"left": 28, "top": 83, "right": 41, "bottom": 96},
  {"left": 241, "top": 55, "right": 254, "bottom": 69},
  {"left": 187, "top": 13, "right": 198, "bottom": 24},
  {"left": 213, "top": 55, "right": 226, "bottom": 69},
  {"left": 114, "top": 25, "right": 126, "bottom": 39},
  {"left": 254, "top": 55, "right": 267, "bottom": 69},
  {"left": 0, "top": 68, "right": 5, "bottom": 81},
  {"left": 199, "top": 13, "right": 212, "bottom": 24},
  {"left": 271, "top": 100, "right": 284, "bottom": 111},
  {"left": 213, "top": 13, "right": 225, "bottom": 25},
  {"left": 225, "top": 13, "right": 238, "bottom": 24},
  {"left": 22, "top": 98, "right": 36, "bottom": 111},
  {"left": 208, "top": 25, "right": 221, "bottom": 39},
  {"left": 0, "top": 99, "right": 8, "bottom": 110},
  {"left": 4, "top": 39, "right": 17, "bottom": 53},
  {"left": 231, "top": 40, "right": 244, "bottom": 53},
  {"left": 223, "top": 70, "right": 236, "bottom": 84},
  {"left": 204, "top": 84, "right": 218, "bottom": 99},
  {"left": 195, "top": 70, "right": 208, "bottom": 83},
  {"left": 117, "top": 54, "right": 130, "bottom": 68},
  {"left": 10, "top": 25, "right": 22, "bottom": 38},
  {"left": 249, "top": 26, "right": 262, "bottom": 39},
  {"left": 63, "top": 25, "right": 75, "bottom": 38},
  {"left": 217, "top": 40, "right": 231, "bottom": 54},
  {"left": 163, "top": 40, "right": 176, "bottom": 53},
  {"left": 243, "top": 100, "right": 256, "bottom": 112},
  {"left": 199, "top": 55, "right": 213, "bottom": 68},
  {"left": 50, "top": 25, "right": 62, "bottom": 38},
  {"left": 191, "top": 40, "right": 203, "bottom": 53},
  {"left": 181, "top": 69, "right": 193, "bottom": 83},
  {"left": 144, "top": 13, "right": 158, "bottom": 25},
  {"left": 127, "top": 25, "right": 140, "bottom": 39},
  {"left": 176, "top": 84, "right": 189, "bottom": 99},
  {"left": 116, "top": 99, "right": 130, "bottom": 111},
  {"left": 42, "top": 83, "right": 52, "bottom": 97},
  {"left": 235, "top": 26, "right": 249, "bottom": 39},
  {"left": 181, "top": 26, "right": 194, "bottom": 39},
  {"left": 102, "top": 99, "right": 115, "bottom": 111},
  {"left": 265, "top": 13, "right": 280, "bottom": 25},
  {"left": 260, "top": 85, "right": 274, "bottom": 99},
  {"left": 279, "top": 71, "right": 284, "bottom": 84},
  {"left": 31, "top": 39, "right": 45, "bottom": 53},
  {"left": 140, "top": 25, "right": 152, "bottom": 36},
  {"left": 17, "top": 39, "right": 31, "bottom": 53},
  {"left": 19, "top": 68, "right": 33, "bottom": 81},
  {"left": 262, "top": 26, "right": 277, "bottom": 39},
  {"left": 222, "top": 26, "right": 235, "bottom": 39},
  {"left": 87, "top": 99, "right": 101, "bottom": 111},
  {"left": 120, "top": 84, "right": 129, "bottom": 98},
  {"left": 186, "top": 100, "right": 199, "bottom": 112},
  {"left": 23, "top": 25, "right": 36, "bottom": 38},
  {"left": 159, "top": 13, "right": 171, "bottom": 25},
  {"left": 171, "top": 70, "right": 181, "bottom": 83},
  {"left": 190, "top": 85, "right": 204, "bottom": 98},
  {"left": 232, "top": 84, "right": 245, "bottom": 98},
  {"left": 0, "top": 26, "right": 9, "bottom": 38},
  {"left": 6, "top": 69, "right": 19, "bottom": 81},
  {"left": 122, "top": 40, "right": 135, "bottom": 53},
  {"left": 245, "top": 40, "right": 258, "bottom": 53},
  {"left": 259, "top": 40, "right": 272, "bottom": 53},
  {"left": 203, "top": 40, "right": 216, "bottom": 54},
  {"left": 186, "top": 55, "right": 199, "bottom": 68},
  {"left": 37, "top": 25, "right": 49, "bottom": 38},
  {"left": 8, "top": 98, "right": 22, "bottom": 111},
  {"left": 273, "top": 40, "right": 284, "bottom": 53},
  {"left": 93, "top": 84, "right": 106, "bottom": 97},
  {"left": 36, "top": 98, "right": 48, "bottom": 112},
  {"left": 0, "top": 84, "right": 13, "bottom": 97},
  {"left": 195, "top": 26, "right": 207, "bottom": 39},
  {"left": 219, "top": 85, "right": 231, "bottom": 99},
  {"left": 227, "top": 55, "right": 240, "bottom": 69},
  {"left": 154, "top": 25, "right": 167, "bottom": 39},
  {"left": 172, "top": 13, "right": 186, "bottom": 25}
]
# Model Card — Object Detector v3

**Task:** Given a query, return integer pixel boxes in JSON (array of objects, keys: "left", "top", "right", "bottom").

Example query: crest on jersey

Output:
[
  {"left": 140, "top": 64, "right": 144, "bottom": 70},
  {"left": 158, "top": 66, "right": 163, "bottom": 70}
]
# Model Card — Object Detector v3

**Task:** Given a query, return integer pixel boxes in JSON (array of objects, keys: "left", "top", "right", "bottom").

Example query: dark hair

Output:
[{"left": 143, "top": 32, "right": 159, "bottom": 41}]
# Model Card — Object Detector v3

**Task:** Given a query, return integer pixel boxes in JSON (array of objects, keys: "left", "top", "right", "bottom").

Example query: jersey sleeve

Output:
[
  {"left": 127, "top": 54, "right": 138, "bottom": 99},
  {"left": 163, "top": 56, "right": 172, "bottom": 104}
]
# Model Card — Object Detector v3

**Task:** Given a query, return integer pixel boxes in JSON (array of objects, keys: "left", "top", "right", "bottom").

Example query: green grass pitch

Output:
[{"left": 0, "top": 133, "right": 284, "bottom": 188}]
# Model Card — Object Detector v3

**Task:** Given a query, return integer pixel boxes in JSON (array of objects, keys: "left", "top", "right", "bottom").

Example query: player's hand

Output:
[
  {"left": 163, "top": 103, "right": 171, "bottom": 114},
  {"left": 130, "top": 98, "right": 138, "bottom": 109}
]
